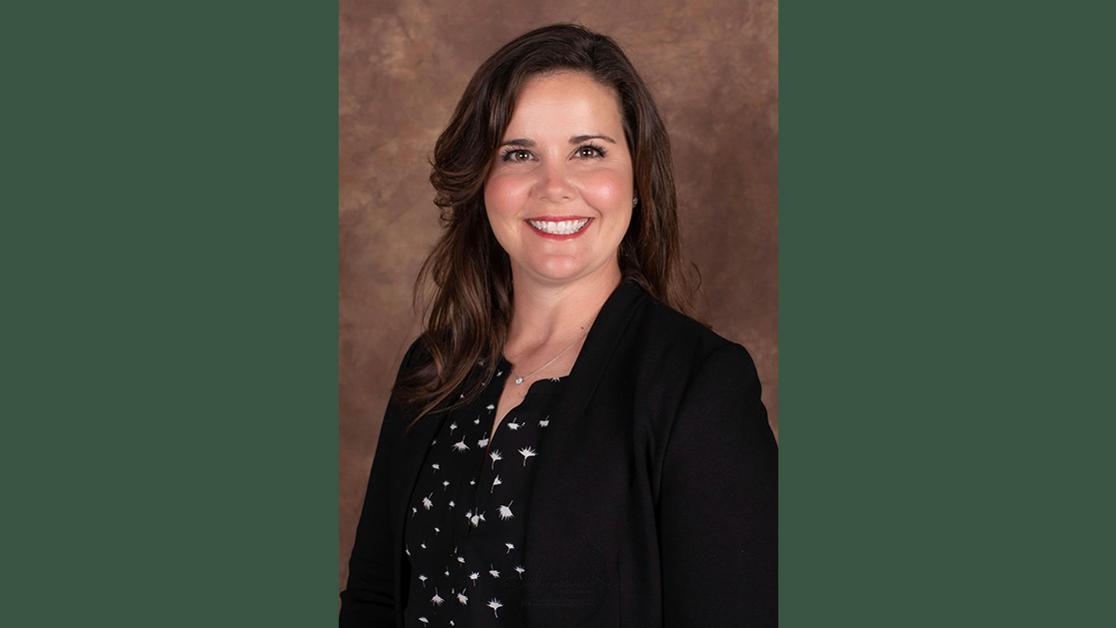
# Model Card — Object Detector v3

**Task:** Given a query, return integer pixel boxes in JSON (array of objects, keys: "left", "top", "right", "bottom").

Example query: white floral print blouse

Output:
[{"left": 403, "top": 355, "right": 564, "bottom": 627}]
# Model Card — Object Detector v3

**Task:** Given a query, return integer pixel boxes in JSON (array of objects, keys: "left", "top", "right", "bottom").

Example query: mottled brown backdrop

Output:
[{"left": 339, "top": 0, "right": 777, "bottom": 587}]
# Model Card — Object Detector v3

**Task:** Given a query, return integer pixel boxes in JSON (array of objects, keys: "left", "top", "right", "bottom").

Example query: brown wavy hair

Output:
[{"left": 397, "top": 23, "right": 698, "bottom": 426}]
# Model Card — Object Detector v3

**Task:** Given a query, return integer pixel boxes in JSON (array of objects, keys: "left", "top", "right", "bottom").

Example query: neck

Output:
[{"left": 505, "top": 262, "right": 622, "bottom": 355}]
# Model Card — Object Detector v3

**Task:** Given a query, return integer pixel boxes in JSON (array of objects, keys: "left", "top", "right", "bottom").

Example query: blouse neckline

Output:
[{"left": 495, "top": 354, "right": 569, "bottom": 394}]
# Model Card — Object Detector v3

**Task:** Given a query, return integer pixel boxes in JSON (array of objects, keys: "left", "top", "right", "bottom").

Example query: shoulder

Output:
[
  {"left": 627, "top": 286, "right": 758, "bottom": 380},
  {"left": 620, "top": 287, "right": 770, "bottom": 478},
  {"left": 399, "top": 335, "right": 430, "bottom": 370}
]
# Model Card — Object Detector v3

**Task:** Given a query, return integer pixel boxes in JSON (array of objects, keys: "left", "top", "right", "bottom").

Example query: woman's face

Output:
[{"left": 484, "top": 71, "right": 634, "bottom": 288}]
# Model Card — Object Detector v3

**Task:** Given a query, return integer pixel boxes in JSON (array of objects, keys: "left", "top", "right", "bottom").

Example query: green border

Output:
[
  {"left": 781, "top": 2, "right": 1114, "bottom": 626},
  {"left": 3, "top": 2, "right": 337, "bottom": 624}
]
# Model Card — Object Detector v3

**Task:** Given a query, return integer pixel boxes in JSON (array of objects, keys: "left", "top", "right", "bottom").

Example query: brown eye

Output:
[
  {"left": 503, "top": 149, "right": 532, "bottom": 162},
  {"left": 576, "top": 144, "right": 606, "bottom": 159}
]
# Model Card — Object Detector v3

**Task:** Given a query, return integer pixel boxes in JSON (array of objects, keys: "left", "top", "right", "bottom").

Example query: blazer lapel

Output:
[
  {"left": 523, "top": 278, "right": 646, "bottom": 588},
  {"left": 389, "top": 398, "right": 450, "bottom": 614},
  {"left": 390, "top": 410, "right": 448, "bottom": 531}
]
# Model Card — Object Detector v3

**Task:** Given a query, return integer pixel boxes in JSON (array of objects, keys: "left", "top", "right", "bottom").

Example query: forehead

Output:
[{"left": 504, "top": 71, "right": 624, "bottom": 136}]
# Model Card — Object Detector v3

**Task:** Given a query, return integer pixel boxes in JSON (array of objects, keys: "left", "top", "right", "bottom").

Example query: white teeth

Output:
[{"left": 527, "top": 218, "right": 590, "bottom": 235}]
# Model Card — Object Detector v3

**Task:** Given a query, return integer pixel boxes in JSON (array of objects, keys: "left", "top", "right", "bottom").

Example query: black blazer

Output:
[{"left": 341, "top": 278, "right": 777, "bottom": 627}]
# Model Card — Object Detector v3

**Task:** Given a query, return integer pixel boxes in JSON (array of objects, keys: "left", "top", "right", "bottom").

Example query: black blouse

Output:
[{"left": 402, "top": 355, "right": 565, "bottom": 627}]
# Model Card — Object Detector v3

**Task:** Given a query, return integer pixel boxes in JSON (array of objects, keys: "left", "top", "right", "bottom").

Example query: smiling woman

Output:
[{"left": 341, "top": 23, "right": 777, "bottom": 628}]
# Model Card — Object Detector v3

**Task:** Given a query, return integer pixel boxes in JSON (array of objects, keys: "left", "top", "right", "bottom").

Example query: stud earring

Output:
[{"left": 632, "top": 197, "right": 639, "bottom": 207}]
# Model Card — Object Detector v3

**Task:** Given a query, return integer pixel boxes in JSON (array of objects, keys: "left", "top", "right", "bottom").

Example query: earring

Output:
[{"left": 632, "top": 197, "right": 639, "bottom": 207}]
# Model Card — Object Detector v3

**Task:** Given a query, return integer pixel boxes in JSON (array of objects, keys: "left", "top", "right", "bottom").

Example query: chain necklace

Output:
[{"left": 508, "top": 325, "right": 589, "bottom": 385}]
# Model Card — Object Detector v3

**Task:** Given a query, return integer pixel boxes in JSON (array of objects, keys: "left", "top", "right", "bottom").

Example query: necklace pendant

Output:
[{"left": 514, "top": 376, "right": 525, "bottom": 385}]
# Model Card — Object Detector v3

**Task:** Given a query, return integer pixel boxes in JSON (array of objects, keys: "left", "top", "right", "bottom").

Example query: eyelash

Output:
[{"left": 500, "top": 143, "right": 608, "bottom": 162}]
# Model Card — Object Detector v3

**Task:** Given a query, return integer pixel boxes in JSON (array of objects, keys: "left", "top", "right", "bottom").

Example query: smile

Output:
[{"left": 525, "top": 217, "right": 592, "bottom": 239}]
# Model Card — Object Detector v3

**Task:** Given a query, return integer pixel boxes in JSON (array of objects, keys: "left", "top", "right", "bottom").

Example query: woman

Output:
[{"left": 341, "top": 24, "right": 776, "bottom": 627}]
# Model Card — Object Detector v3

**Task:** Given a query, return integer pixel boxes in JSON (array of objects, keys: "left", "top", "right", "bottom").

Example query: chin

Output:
[
  {"left": 529, "top": 262, "right": 586, "bottom": 284},
  {"left": 506, "top": 252, "right": 572, "bottom": 279},
  {"left": 518, "top": 253, "right": 616, "bottom": 286}
]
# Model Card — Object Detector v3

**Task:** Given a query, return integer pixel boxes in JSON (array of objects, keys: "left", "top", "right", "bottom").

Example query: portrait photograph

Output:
[
  {"left": 339, "top": 2, "right": 778, "bottom": 625},
  {"left": 10, "top": 1, "right": 1097, "bottom": 626}
]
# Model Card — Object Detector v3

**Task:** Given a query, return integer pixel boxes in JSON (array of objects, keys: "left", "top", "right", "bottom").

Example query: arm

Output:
[
  {"left": 658, "top": 342, "right": 778, "bottom": 626},
  {"left": 340, "top": 340, "right": 421, "bottom": 627}
]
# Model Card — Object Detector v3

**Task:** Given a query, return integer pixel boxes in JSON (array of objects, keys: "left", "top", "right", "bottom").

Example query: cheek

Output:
[
  {"left": 484, "top": 174, "right": 530, "bottom": 219},
  {"left": 578, "top": 170, "right": 632, "bottom": 213}
]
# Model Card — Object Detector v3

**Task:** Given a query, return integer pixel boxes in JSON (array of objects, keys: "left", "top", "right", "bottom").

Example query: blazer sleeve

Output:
[
  {"left": 658, "top": 342, "right": 778, "bottom": 627},
  {"left": 340, "top": 339, "right": 422, "bottom": 628}
]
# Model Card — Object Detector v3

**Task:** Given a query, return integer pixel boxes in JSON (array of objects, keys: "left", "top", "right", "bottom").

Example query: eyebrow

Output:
[{"left": 498, "top": 134, "right": 618, "bottom": 148}]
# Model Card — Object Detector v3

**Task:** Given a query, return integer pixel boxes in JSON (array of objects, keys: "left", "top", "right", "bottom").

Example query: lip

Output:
[
  {"left": 523, "top": 216, "right": 593, "bottom": 240},
  {"left": 527, "top": 215, "right": 591, "bottom": 221}
]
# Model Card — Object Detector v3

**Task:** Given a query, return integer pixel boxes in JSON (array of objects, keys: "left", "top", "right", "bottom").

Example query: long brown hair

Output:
[{"left": 397, "top": 23, "right": 697, "bottom": 426}]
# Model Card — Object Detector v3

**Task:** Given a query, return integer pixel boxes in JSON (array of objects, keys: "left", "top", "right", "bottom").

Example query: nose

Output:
[{"left": 534, "top": 158, "right": 575, "bottom": 204}]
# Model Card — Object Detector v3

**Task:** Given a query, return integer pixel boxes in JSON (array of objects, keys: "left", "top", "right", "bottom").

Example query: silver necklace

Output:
[{"left": 508, "top": 326, "right": 588, "bottom": 385}]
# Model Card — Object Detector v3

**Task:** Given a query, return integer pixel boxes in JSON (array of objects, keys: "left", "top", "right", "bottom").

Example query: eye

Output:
[
  {"left": 500, "top": 148, "right": 533, "bottom": 162},
  {"left": 574, "top": 143, "right": 607, "bottom": 159}
]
